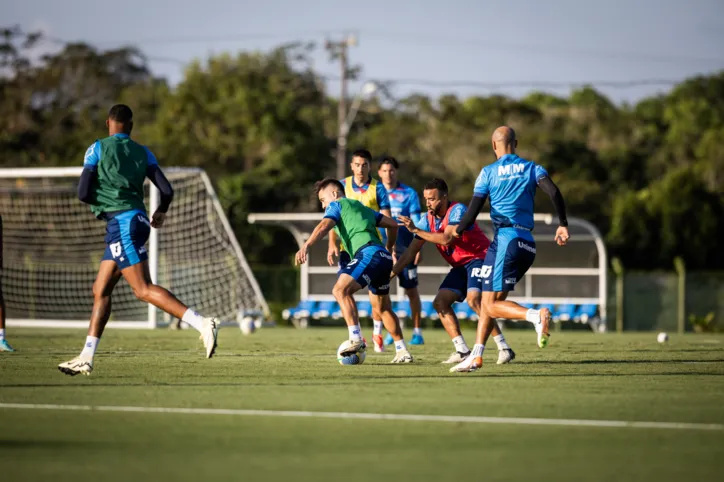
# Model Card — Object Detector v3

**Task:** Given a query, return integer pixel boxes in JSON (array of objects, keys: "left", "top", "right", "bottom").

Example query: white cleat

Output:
[
  {"left": 441, "top": 351, "right": 471, "bottom": 364},
  {"left": 450, "top": 355, "right": 482, "bottom": 373},
  {"left": 497, "top": 348, "right": 516, "bottom": 365},
  {"left": 201, "top": 317, "right": 219, "bottom": 358},
  {"left": 391, "top": 350, "right": 414, "bottom": 363},
  {"left": 58, "top": 356, "right": 93, "bottom": 376}
]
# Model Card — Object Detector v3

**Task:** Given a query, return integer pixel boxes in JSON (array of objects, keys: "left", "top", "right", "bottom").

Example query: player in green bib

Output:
[
  {"left": 58, "top": 104, "right": 222, "bottom": 377},
  {"left": 295, "top": 179, "right": 413, "bottom": 363}
]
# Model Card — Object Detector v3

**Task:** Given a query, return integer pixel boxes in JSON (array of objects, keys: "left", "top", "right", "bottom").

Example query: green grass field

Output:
[{"left": 1, "top": 327, "right": 724, "bottom": 482}]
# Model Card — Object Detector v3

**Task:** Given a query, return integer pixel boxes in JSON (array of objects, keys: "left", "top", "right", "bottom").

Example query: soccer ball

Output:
[
  {"left": 337, "top": 340, "right": 366, "bottom": 365},
  {"left": 657, "top": 332, "right": 669, "bottom": 343},
  {"left": 239, "top": 315, "right": 257, "bottom": 335}
]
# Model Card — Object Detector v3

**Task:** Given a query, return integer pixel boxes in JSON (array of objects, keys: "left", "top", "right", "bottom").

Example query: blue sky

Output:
[{"left": 3, "top": 0, "right": 724, "bottom": 104}]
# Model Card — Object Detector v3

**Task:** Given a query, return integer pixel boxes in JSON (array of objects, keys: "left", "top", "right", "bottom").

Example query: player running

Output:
[
  {"left": 58, "top": 104, "right": 221, "bottom": 376},
  {"left": 297, "top": 178, "right": 413, "bottom": 363},
  {"left": 377, "top": 156, "right": 425, "bottom": 346},
  {"left": 0, "top": 216, "right": 15, "bottom": 352},
  {"left": 450, "top": 126, "right": 569, "bottom": 373},
  {"left": 328, "top": 149, "right": 395, "bottom": 353},
  {"left": 392, "top": 178, "right": 515, "bottom": 365}
]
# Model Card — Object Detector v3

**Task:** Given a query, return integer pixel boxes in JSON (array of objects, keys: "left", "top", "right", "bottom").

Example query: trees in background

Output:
[{"left": 1, "top": 27, "right": 722, "bottom": 269}]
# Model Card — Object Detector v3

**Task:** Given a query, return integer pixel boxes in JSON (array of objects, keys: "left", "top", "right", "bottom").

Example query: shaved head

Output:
[
  {"left": 491, "top": 126, "right": 517, "bottom": 158},
  {"left": 492, "top": 126, "right": 516, "bottom": 145}
]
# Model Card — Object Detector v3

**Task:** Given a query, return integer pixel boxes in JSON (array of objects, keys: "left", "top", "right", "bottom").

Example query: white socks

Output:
[
  {"left": 0, "top": 329, "right": 5, "bottom": 340},
  {"left": 493, "top": 334, "right": 510, "bottom": 350},
  {"left": 526, "top": 309, "right": 541, "bottom": 324},
  {"left": 182, "top": 309, "right": 205, "bottom": 332},
  {"left": 413, "top": 327, "right": 422, "bottom": 335},
  {"left": 471, "top": 344, "right": 484, "bottom": 358},
  {"left": 80, "top": 336, "right": 100, "bottom": 359},
  {"left": 348, "top": 324, "right": 363, "bottom": 342},
  {"left": 452, "top": 335, "right": 470, "bottom": 354},
  {"left": 394, "top": 339, "right": 408, "bottom": 353},
  {"left": 373, "top": 320, "right": 383, "bottom": 336}
]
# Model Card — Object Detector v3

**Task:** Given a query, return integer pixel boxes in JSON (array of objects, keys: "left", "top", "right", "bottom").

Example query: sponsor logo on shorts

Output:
[
  {"left": 378, "top": 283, "right": 390, "bottom": 290},
  {"left": 138, "top": 246, "right": 147, "bottom": 255},
  {"left": 505, "top": 278, "right": 517, "bottom": 284},
  {"left": 380, "top": 251, "right": 392, "bottom": 260},
  {"left": 407, "top": 268, "right": 417, "bottom": 279},
  {"left": 518, "top": 241, "right": 536, "bottom": 254},
  {"left": 138, "top": 215, "right": 151, "bottom": 227},
  {"left": 362, "top": 274, "right": 371, "bottom": 284}
]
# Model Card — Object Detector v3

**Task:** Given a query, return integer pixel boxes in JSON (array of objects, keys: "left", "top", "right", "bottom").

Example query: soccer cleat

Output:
[
  {"left": 391, "top": 350, "right": 414, "bottom": 363},
  {"left": 410, "top": 333, "right": 425, "bottom": 345},
  {"left": 497, "top": 348, "right": 516, "bottom": 365},
  {"left": 372, "top": 334, "right": 385, "bottom": 353},
  {"left": 201, "top": 317, "right": 219, "bottom": 358},
  {"left": 450, "top": 355, "right": 482, "bottom": 373},
  {"left": 537, "top": 308, "right": 552, "bottom": 348},
  {"left": 0, "top": 339, "right": 15, "bottom": 352},
  {"left": 441, "top": 351, "right": 471, "bottom": 364},
  {"left": 58, "top": 356, "right": 93, "bottom": 376},
  {"left": 340, "top": 339, "right": 366, "bottom": 357},
  {"left": 383, "top": 333, "right": 394, "bottom": 346}
]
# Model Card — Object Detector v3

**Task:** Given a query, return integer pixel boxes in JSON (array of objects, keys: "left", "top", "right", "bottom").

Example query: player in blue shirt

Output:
[
  {"left": 451, "top": 126, "right": 570, "bottom": 372},
  {"left": 377, "top": 156, "right": 425, "bottom": 346},
  {"left": 328, "top": 149, "right": 393, "bottom": 353}
]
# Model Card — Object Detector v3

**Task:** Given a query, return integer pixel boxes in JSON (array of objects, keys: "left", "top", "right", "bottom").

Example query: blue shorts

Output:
[
  {"left": 439, "top": 259, "right": 485, "bottom": 302},
  {"left": 398, "top": 263, "right": 419, "bottom": 290},
  {"left": 338, "top": 245, "right": 393, "bottom": 295},
  {"left": 102, "top": 209, "right": 151, "bottom": 270},
  {"left": 482, "top": 228, "right": 536, "bottom": 292}
]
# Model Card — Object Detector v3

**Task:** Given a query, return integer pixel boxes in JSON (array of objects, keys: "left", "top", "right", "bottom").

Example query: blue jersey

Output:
[
  {"left": 381, "top": 182, "right": 422, "bottom": 252},
  {"left": 473, "top": 154, "right": 548, "bottom": 231}
]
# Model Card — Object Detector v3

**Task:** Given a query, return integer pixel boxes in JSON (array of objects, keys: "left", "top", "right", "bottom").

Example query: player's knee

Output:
[
  {"left": 433, "top": 296, "right": 451, "bottom": 314},
  {"left": 331, "top": 283, "right": 351, "bottom": 300},
  {"left": 131, "top": 283, "right": 153, "bottom": 303},
  {"left": 466, "top": 292, "right": 481, "bottom": 312},
  {"left": 481, "top": 297, "right": 497, "bottom": 317}
]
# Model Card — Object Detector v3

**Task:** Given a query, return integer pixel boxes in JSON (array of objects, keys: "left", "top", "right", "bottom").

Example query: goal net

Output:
[{"left": 0, "top": 167, "right": 268, "bottom": 328}]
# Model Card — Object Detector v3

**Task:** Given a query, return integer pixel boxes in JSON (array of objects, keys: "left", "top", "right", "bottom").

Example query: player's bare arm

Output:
[
  {"left": 399, "top": 215, "right": 456, "bottom": 246},
  {"left": 537, "top": 176, "right": 569, "bottom": 246},
  {"left": 378, "top": 214, "right": 397, "bottom": 253},
  {"left": 391, "top": 238, "right": 424, "bottom": 279},
  {"left": 297, "top": 218, "right": 337, "bottom": 266},
  {"left": 327, "top": 229, "right": 340, "bottom": 266}
]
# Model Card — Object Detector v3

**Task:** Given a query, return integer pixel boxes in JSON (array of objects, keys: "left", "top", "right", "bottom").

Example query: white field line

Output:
[{"left": 0, "top": 403, "right": 722, "bottom": 431}]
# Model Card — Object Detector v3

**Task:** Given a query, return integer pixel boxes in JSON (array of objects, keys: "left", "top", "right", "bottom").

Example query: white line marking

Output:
[{"left": 0, "top": 403, "right": 722, "bottom": 431}]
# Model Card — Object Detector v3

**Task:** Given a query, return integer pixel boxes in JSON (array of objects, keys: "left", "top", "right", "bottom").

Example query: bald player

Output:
[{"left": 450, "top": 126, "right": 570, "bottom": 373}]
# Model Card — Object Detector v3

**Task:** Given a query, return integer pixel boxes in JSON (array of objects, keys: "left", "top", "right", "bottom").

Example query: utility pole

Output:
[{"left": 325, "top": 34, "right": 357, "bottom": 180}]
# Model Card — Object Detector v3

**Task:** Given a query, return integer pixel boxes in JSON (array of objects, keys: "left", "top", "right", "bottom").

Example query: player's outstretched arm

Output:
[
  {"left": 296, "top": 218, "right": 336, "bottom": 266},
  {"left": 391, "top": 238, "right": 424, "bottom": 279},
  {"left": 377, "top": 214, "right": 397, "bottom": 253},
  {"left": 454, "top": 195, "right": 487, "bottom": 236},
  {"left": 537, "top": 176, "right": 570, "bottom": 246},
  {"left": 399, "top": 215, "right": 456, "bottom": 246}
]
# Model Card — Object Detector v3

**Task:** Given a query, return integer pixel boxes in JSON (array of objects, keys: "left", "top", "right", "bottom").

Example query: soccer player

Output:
[
  {"left": 393, "top": 179, "right": 515, "bottom": 365},
  {"left": 377, "top": 156, "right": 425, "bottom": 346},
  {"left": 298, "top": 178, "right": 413, "bottom": 363},
  {"left": 58, "top": 104, "right": 221, "bottom": 376},
  {"left": 0, "top": 215, "right": 15, "bottom": 352},
  {"left": 328, "top": 149, "right": 394, "bottom": 353},
  {"left": 450, "top": 126, "right": 569, "bottom": 373}
]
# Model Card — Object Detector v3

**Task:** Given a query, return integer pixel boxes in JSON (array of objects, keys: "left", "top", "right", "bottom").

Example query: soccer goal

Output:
[{"left": 0, "top": 167, "right": 269, "bottom": 329}]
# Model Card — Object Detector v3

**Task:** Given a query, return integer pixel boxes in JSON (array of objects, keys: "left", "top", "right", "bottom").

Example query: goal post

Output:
[{"left": 0, "top": 167, "right": 269, "bottom": 329}]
